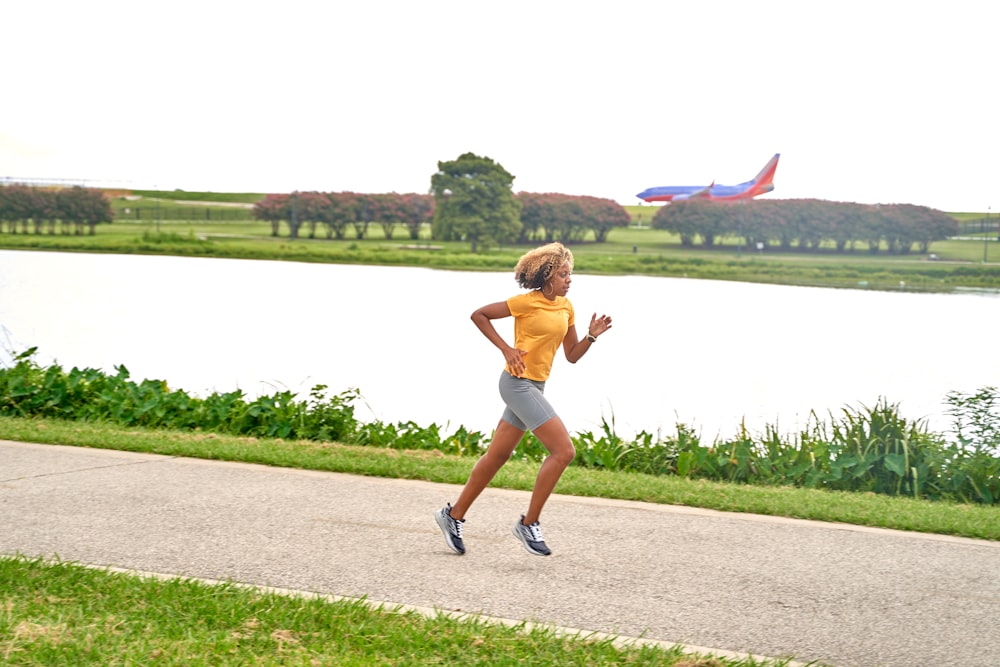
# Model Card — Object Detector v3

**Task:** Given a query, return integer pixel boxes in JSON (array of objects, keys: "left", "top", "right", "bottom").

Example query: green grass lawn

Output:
[
  {"left": 3, "top": 215, "right": 998, "bottom": 292},
  {"left": 1, "top": 555, "right": 778, "bottom": 667}
]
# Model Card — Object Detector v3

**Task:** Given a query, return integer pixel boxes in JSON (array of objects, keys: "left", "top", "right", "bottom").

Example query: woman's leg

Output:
[
  {"left": 449, "top": 419, "right": 525, "bottom": 520},
  {"left": 522, "top": 416, "right": 575, "bottom": 525}
]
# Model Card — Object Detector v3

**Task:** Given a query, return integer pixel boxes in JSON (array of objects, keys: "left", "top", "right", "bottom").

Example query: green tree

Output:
[{"left": 430, "top": 152, "right": 521, "bottom": 253}]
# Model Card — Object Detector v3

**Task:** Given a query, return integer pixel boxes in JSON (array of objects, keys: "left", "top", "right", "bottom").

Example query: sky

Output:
[{"left": 3, "top": 1, "right": 997, "bottom": 213}]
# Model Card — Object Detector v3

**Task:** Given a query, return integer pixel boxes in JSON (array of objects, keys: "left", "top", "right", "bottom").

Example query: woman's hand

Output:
[
  {"left": 504, "top": 346, "right": 528, "bottom": 377},
  {"left": 588, "top": 313, "right": 613, "bottom": 339}
]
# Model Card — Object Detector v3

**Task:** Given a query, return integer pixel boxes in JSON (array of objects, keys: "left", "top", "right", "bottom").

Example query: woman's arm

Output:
[
  {"left": 471, "top": 301, "right": 527, "bottom": 377},
  {"left": 564, "top": 312, "right": 612, "bottom": 364}
]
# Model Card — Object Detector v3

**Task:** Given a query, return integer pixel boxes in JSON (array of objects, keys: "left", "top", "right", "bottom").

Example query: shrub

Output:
[{"left": 2, "top": 349, "right": 997, "bottom": 504}]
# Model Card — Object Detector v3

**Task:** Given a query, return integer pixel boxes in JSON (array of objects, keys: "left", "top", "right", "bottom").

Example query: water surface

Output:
[{"left": 2, "top": 250, "right": 997, "bottom": 440}]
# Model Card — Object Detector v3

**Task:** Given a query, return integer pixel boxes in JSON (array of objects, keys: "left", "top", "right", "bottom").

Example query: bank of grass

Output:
[
  {"left": 0, "top": 192, "right": 997, "bottom": 291},
  {"left": 3, "top": 416, "right": 996, "bottom": 541},
  {"left": 128, "top": 189, "right": 264, "bottom": 204},
  {"left": 5, "top": 556, "right": 780, "bottom": 667}
]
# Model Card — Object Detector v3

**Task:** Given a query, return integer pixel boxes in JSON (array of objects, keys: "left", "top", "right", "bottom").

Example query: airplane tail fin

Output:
[
  {"left": 742, "top": 154, "right": 780, "bottom": 198},
  {"left": 753, "top": 154, "right": 780, "bottom": 186}
]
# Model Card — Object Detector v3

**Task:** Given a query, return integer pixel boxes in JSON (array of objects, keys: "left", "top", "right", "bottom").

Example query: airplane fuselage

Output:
[{"left": 637, "top": 154, "right": 779, "bottom": 203}]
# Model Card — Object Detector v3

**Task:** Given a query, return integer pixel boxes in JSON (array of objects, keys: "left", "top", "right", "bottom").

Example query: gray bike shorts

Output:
[{"left": 498, "top": 370, "right": 557, "bottom": 432}]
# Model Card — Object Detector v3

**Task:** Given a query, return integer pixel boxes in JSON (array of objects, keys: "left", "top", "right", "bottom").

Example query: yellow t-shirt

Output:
[{"left": 505, "top": 290, "right": 575, "bottom": 381}]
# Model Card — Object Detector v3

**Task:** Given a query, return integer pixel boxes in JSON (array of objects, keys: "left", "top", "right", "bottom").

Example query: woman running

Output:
[{"left": 435, "top": 242, "right": 612, "bottom": 556}]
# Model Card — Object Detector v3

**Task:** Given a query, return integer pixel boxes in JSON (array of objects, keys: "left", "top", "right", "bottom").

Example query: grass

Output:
[
  {"left": 3, "top": 219, "right": 998, "bottom": 291},
  {"left": 5, "top": 555, "right": 778, "bottom": 666},
  {"left": 3, "top": 416, "right": 996, "bottom": 541},
  {"left": 128, "top": 189, "right": 264, "bottom": 204},
  {"left": 0, "top": 190, "right": 996, "bottom": 292}
]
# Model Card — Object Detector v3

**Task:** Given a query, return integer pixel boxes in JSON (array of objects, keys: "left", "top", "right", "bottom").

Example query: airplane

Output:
[{"left": 636, "top": 154, "right": 780, "bottom": 203}]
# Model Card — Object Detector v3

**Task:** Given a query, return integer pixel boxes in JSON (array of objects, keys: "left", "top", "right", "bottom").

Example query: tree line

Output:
[
  {"left": 652, "top": 198, "right": 958, "bottom": 254},
  {"left": 0, "top": 152, "right": 964, "bottom": 255},
  {"left": 251, "top": 154, "right": 633, "bottom": 252},
  {"left": 251, "top": 192, "right": 435, "bottom": 241},
  {"left": 0, "top": 185, "right": 114, "bottom": 235}
]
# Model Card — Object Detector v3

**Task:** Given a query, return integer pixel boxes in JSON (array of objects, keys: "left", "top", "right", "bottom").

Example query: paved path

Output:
[{"left": 2, "top": 440, "right": 998, "bottom": 666}]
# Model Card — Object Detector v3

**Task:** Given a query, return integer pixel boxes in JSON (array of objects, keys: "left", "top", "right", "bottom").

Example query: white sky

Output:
[{"left": 2, "top": 1, "right": 997, "bottom": 212}]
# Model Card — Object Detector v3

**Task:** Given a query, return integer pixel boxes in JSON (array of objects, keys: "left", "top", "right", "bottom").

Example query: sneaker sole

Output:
[
  {"left": 512, "top": 523, "right": 550, "bottom": 556},
  {"left": 435, "top": 510, "right": 465, "bottom": 555}
]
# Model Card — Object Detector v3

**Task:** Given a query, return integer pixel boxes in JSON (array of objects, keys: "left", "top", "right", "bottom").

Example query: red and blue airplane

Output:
[{"left": 636, "top": 154, "right": 780, "bottom": 203}]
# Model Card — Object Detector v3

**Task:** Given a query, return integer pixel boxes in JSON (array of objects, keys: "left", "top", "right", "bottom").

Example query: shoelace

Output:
[
  {"left": 451, "top": 517, "right": 464, "bottom": 539},
  {"left": 525, "top": 522, "right": 545, "bottom": 543}
]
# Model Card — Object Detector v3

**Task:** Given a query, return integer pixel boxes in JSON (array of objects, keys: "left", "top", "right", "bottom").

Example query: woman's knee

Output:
[
  {"left": 548, "top": 442, "right": 575, "bottom": 467},
  {"left": 533, "top": 418, "right": 575, "bottom": 465}
]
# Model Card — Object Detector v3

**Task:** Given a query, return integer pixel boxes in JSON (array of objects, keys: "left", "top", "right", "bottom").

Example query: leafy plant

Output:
[
  {"left": 2, "top": 349, "right": 998, "bottom": 504},
  {"left": 573, "top": 415, "right": 635, "bottom": 470}
]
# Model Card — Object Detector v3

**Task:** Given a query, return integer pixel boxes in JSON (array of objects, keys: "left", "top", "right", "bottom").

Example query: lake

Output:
[{"left": 1, "top": 249, "right": 997, "bottom": 441}]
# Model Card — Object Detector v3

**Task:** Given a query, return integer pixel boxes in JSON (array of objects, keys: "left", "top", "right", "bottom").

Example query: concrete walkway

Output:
[{"left": 2, "top": 440, "right": 998, "bottom": 666}]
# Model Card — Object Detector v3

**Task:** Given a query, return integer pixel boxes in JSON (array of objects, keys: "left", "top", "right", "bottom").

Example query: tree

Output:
[
  {"left": 651, "top": 201, "right": 700, "bottom": 247},
  {"left": 373, "top": 194, "right": 400, "bottom": 240},
  {"left": 880, "top": 203, "right": 956, "bottom": 254},
  {"left": 579, "top": 195, "right": 630, "bottom": 242},
  {"left": 323, "top": 192, "right": 356, "bottom": 239},
  {"left": 516, "top": 193, "right": 577, "bottom": 243},
  {"left": 350, "top": 193, "right": 376, "bottom": 240},
  {"left": 57, "top": 187, "right": 113, "bottom": 235},
  {"left": 34, "top": 189, "right": 60, "bottom": 234},
  {"left": 430, "top": 153, "right": 521, "bottom": 253},
  {"left": 287, "top": 192, "right": 305, "bottom": 239},
  {"left": 515, "top": 192, "right": 551, "bottom": 242},
  {"left": 0, "top": 185, "right": 35, "bottom": 234},
  {"left": 293, "top": 192, "right": 324, "bottom": 239},
  {"left": 399, "top": 193, "right": 434, "bottom": 240},
  {"left": 691, "top": 201, "right": 728, "bottom": 247},
  {"left": 252, "top": 194, "right": 289, "bottom": 237}
]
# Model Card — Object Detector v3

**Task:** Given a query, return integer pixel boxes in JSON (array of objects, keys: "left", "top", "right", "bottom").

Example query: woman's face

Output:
[{"left": 545, "top": 261, "right": 572, "bottom": 298}]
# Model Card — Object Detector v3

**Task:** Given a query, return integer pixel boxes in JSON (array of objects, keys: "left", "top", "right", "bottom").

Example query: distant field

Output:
[
  {"left": 0, "top": 190, "right": 992, "bottom": 292},
  {"left": 110, "top": 192, "right": 992, "bottom": 224},
  {"left": 127, "top": 190, "right": 265, "bottom": 204}
]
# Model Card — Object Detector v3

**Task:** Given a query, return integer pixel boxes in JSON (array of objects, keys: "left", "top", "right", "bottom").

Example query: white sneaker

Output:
[
  {"left": 435, "top": 503, "right": 465, "bottom": 555},
  {"left": 512, "top": 515, "right": 551, "bottom": 556}
]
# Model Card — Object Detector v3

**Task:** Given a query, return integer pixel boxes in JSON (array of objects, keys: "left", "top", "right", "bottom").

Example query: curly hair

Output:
[{"left": 513, "top": 242, "right": 574, "bottom": 290}]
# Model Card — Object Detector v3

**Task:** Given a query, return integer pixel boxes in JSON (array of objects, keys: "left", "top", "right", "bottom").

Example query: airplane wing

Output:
[{"left": 672, "top": 182, "right": 714, "bottom": 202}]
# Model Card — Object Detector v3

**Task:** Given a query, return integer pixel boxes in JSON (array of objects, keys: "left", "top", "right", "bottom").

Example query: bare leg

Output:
[
  {"left": 522, "top": 416, "right": 575, "bottom": 525},
  {"left": 449, "top": 419, "right": 525, "bottom": 520}
]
